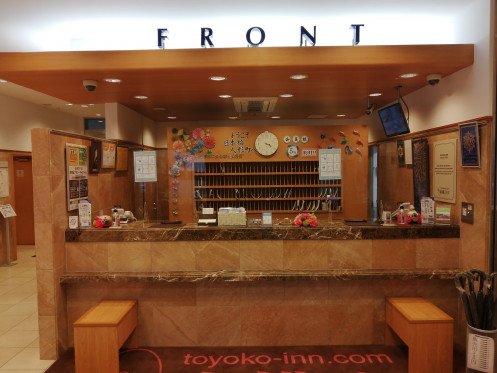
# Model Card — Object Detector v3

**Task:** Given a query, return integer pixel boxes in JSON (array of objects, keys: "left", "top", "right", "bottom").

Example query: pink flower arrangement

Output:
[{"left": 294, "top": 213, "right": 318, "bottom": 227}]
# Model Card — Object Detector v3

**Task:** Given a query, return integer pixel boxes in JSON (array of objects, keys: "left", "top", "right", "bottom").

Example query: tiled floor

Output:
[{"left": 0, "top": 245, "right": 55, "bottom": 372}]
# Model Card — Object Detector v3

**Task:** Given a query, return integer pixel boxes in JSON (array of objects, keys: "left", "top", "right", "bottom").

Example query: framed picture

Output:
[
  {"left": 89, "top": 141, "right": 101, "bottom": 174},
  {"left": 459, "top": 122, "right": 480, "bottom": 167},
  {"left": 101, "top": 141, "right": 116, "bottom": 169},
  {"left": 116, "top": 146, "right": 129, "bottom": 172}
]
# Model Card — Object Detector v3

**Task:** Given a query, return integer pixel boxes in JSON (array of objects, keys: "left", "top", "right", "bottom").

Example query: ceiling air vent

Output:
[{"left": 233, "top": 97, "right": 278, "bottom": 114}]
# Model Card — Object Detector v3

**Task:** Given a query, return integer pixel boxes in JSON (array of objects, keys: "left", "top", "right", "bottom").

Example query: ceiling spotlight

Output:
[
  {"left": 0, "top": 79, "right": 8, "bottom": 83},
  {"left": 209, "top": 76, "right": 226, "bottom": 81},
  {"left": 337, "top": 114, "right": 346, "bottom": 117},
  {"left": 134, "top": 95, "right": 148, "bottom": 100},
  {"left": 290, "top": 74, "right": 307, "bottom": 80},
  {"left": 368, "top": 92, "right": 382, "bottom": 97},
  {"left": 271, "top": 116, "right": 281, "bottom": 119},
  {"left": 168, "top": 116, "right": 177, "bottom": 120},
  {"left": 104, "top": 78, "right": 122, "bottom": 83},
  {"left": 218, "top": 94, "right": 232, "bottom": 98},
  {"left": 399, "top": 73, "right": 418, "bottom": 79},
  {"left": 280, "top": 93, "right": 294, "bottom": 98},
  {"left": 228, "top": 116, "right": 238, "bottom": 120}
]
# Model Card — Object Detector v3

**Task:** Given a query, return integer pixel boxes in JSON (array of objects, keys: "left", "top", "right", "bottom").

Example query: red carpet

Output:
[{"left": 46, "top": 345, "right": 409, "bottom": 373}]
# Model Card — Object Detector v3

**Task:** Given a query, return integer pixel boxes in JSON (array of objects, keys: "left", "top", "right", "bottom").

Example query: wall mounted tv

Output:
[{"left": 378, "top": 102, "right": 410, "bottom": 137}]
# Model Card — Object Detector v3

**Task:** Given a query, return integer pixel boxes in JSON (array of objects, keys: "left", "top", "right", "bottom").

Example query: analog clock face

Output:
[{"left": 255, "top": 131, "right": 279, "bottom": 156}]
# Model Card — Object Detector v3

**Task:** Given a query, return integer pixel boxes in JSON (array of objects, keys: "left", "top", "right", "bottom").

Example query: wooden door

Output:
[{"left": 13, "top": 156, "right": 34, "bottom": 244}]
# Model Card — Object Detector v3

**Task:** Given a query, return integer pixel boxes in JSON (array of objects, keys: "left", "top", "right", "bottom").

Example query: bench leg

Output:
[
  {"left": 75, "top": 327, "right": 121, "bottom": 373},
  {"left": 408, "top": 324, "right": 453, "bottom": 373}
]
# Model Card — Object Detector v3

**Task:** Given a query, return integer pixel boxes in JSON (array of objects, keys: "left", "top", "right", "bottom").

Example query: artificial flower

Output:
[{"left": 294, "top": 212, "right": 318, "bottom": 227}]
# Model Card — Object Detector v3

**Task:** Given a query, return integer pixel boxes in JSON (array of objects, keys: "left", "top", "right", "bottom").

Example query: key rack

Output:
[{"left": 193, "top": 161, "right": 342, "bottom": 214}]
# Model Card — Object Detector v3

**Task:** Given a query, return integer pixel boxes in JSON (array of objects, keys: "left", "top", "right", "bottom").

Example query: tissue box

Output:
[{"left": 218, "top": 208, "right": 247, "bottom": 226}]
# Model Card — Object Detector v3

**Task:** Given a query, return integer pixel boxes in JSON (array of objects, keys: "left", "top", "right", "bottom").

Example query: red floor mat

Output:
[{"left": 46, "top": 345, "right": 408, "bottom": 373}]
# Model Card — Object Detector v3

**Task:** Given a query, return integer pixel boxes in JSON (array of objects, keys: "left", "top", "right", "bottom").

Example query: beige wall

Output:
[{"left": 31, "top": 129, "right": 144, "bottom": 358}]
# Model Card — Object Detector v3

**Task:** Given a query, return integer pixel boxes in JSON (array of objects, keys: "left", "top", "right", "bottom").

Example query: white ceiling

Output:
[{"left": 0, "top": 0, "right": 479, "bottom": 120}]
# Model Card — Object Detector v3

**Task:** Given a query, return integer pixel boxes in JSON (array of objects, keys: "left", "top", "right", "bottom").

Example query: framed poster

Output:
[
  {"left": 433, "top": 139, "right": 457, "bottom": 204},
  {"left": 459, "top": 122, "right": 480, "bottom": 167},
  {"left": 116, "top": 146, "right": 129, "bottom": 172},
  {"left": 65, "top": 143, "right": 89, "bottom": 211},
  {"left": 89, "top": 141, "right": 101, "bottom": 174},
  {"left": 101, "top": 141, "right": 116, "bottom": 169}
]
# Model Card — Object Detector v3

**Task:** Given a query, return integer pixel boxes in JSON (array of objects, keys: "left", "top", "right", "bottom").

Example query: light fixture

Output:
[
  {"left": 337, "top": 114, "right": 346, "bottom": 117},
  {"left": 368, "top": 92, "right": 382, "bottom": 97},
  {"left": 399, "top": 73, "right": 418, "bottom": 79},
  {"left": 96, "top": 113, "right": 102, "bottom": 117},
  {"left": 65, "top": 103, "right": 73, "bottom": 106},
  {"left": 209, "top": 76, "right": 226, "bottom": 81},
  {"left": 280, "top": 94, "right": 294, "bottom": 98},
  {"left": 0, "top": 79, "right": 7, "bottom": 83},
  {"left": 228, "top": 116, "right": 238, "bottom": 120},
  {"left": 168, "top": 116, "right": 176, "bottom": 120},
  {"left": 81, "top": 105, "right": 89, "bottom": 108},
  {"left": 271, "top": 116, "right": 281, "bottom": 119},
  {"left": 218, "top": 94, "right": 232, "bottom": 98},
  {"left": 104, "top": 78, "right": 121, "bottom": 83},
  {"left": 134, "top": 95, "right": 148, "bottom": 100},
  {"left": 290, "top": 74, "right": 307, "bottom": 80}
]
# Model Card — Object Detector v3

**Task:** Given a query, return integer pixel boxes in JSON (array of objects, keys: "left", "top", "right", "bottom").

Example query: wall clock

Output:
[{"left": 255, "top": 131, "right": 279, "bottom": 156}]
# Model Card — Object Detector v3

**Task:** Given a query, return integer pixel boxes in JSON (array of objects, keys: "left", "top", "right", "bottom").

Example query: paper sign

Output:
[{"left": 0, "top": 204, "right": 16, "bottom": 218}]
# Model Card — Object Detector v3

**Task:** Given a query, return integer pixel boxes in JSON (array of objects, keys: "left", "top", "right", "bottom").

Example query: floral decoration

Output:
[
  {"left": 294, "top": 212, "right": 318, "bottom": 227},
  {"left": 93, "top": 215, "right": 111, "bottom": 228}
]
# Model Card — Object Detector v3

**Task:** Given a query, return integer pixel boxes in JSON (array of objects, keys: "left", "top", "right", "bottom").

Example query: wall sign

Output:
[
  {"left": 66, "top": 144, "right": 89, "bottom": 211},
  {"left": 134, "top": 151, "right": 157, "bottom": 182},
  {"left": 433, "top": 139, "right": 457, "bottom": 204},
  {"left": 319, "top": 149, "right": 341, "bottom": 180},
  {"left": 158, "top": 24, "right": 364, "bottom": 49}
]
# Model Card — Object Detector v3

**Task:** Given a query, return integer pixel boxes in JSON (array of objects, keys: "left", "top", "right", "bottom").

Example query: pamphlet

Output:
[
  {"left": 420, "top": 197, "right": 435, "bottom": 225},
  {"left": 78, "top": 201, "right": 92, "bottom": 228}
]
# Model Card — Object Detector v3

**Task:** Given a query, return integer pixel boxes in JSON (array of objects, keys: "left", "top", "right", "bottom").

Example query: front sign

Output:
[{"left": 158, "top": 24, "right": 364, "bottom": 49}]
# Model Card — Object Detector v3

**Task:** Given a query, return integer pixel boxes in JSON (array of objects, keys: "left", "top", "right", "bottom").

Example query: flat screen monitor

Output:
[{"left": 378, "top": 102, "right": 410, "bottom": 137}]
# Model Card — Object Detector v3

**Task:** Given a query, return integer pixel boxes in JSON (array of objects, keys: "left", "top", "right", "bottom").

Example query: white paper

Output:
[
  {"left": 0, "top": 168, "right": 9, "bottom": 198},
  {"left": 467, "top": 332, "right": 494, "bottom": 373},
  {"left": 0, "top": 204, "right": 16, "bottom": 218}
]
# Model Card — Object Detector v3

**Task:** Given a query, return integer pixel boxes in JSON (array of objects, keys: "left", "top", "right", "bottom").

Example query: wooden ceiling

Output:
[{"left": 0, "top": 44, "right": 474, "bottom": 122}]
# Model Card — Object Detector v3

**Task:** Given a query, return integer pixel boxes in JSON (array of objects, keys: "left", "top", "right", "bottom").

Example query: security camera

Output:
[
  {"left": 83, "top": 79, "right": 98, "bottom": 92},
  {"left": 366, "top": 103, "right": 377, "bottom": 115},
  {"left": 426, "top": 73, "right": 442, "bottom": 86}
]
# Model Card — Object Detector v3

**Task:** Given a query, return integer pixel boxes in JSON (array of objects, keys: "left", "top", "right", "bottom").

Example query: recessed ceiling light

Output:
[
  {"left": 0, "top": 79, "right": 8, "bottom": 83},
  {"left": 290, "top": 74, "right": 307, "bottom": 80},
  {"left": 337, "top": 114, "right": 346, "bottom": 117},
  {"left": 104, "top": 78, "right": 122, "bottom": 83},
  {"left": 81, "top": 105, "right": 89, "bottom": 108},
  {"left": 400, "top": 73, "right": 418, "bottom": 79},
  {"left": 96, "top": 113, "right": 102, "bottom": 117},
  {"left": 134, "top": 95, "right": 148, "bottom": 100},
  {"left": 228, "top": 116, "right": 238, "bottom": 120},
  {"left": 209, "top": 76, "right": 226, "bottom": 81},
  {"left": 65, "top": 103, "right": 73, "bottom": 106},
  {"left": 369, "top": 92, "right": 383, "bottom": 97},
  {"left": 218, "top": 94, "right": 232, "bottom": 98},
  {"left": 168, "top": 116, "right": 177, "bottom": 120},
  {"left": 271, "top": 116, "right": 281, "bottom": 119},
  {"left": 280, "top": 94, "right": 294, "bottom": 98}
]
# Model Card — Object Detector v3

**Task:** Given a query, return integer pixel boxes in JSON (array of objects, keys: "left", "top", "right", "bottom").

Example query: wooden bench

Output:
[
  {"left": 385, "top": 297, "right": 453, "bottom": 373},
  {"left": 73, "top": 300, "right": 138, "bottom": 373}
]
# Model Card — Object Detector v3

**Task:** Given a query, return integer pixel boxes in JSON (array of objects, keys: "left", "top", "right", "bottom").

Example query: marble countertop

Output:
[
  {"left": 60, "top": 268, "right": 460, "bottom": 283},
  {"left": 65, "top": 221, "right": 460, "bottom": 242}
]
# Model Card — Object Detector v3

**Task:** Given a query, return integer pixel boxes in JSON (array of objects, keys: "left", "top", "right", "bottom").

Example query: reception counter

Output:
[{"left": 61, "top": 222, "right": 461, "bottom": 348}]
